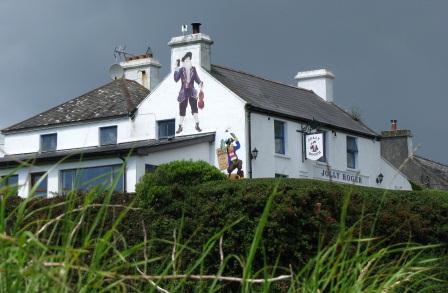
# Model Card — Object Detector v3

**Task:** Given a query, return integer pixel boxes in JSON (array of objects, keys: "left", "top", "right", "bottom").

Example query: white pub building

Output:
[{"left": 0, "top": 23, "right": 411, "bottom": 197}]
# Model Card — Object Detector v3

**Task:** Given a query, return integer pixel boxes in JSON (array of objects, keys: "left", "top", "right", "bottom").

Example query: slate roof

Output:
[
  {"left": 210, "top": 65, "right": 377, "bottom": 138},
  {"left": 2, "top": 79, "right": 149, "bottom": 133},
  {"left": 0, "top": 132, "right": 215, "bottom": 169},
  {"left": 401, "top": 155, "right": 448, "bottom": 190}
]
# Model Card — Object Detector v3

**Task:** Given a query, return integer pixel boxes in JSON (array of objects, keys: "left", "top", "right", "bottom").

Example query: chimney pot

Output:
[
  {"left": 391, "top": 119, "right": 397, "bottom": 131},
  {"left": 191, "top": 23, "right": 201, "bottom": 34}
]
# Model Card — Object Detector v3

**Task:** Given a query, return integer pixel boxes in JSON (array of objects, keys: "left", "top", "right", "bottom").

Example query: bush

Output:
[
  {"left": 5, "top": 178, "right": 448, "bottom": 290},
  {"left": 136, "top": 160, "right": 226, "bottom": 208},
  {"left": 138, "top": 179, "right": 448, "bottom": 281}
]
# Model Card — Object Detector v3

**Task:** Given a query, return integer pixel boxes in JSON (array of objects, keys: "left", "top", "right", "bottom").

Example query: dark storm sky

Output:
[{"left": 0, "top": 0, "right": 447, "bottom": 163}]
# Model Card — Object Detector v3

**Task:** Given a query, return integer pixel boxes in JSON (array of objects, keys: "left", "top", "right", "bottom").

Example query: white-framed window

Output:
[
  {"left": 40, "top": 133, "right": 57, "bottom": 152},
  {"left": 274, "top": 120, "right": 286, "bottom": 154},
  {"left": 157, "top": 119, "right": 175, "bottom": 138},
  {"left": 346, "top": 136, "right": 358, "bottom": 169},
  {"left": 60, "top": 165, "right": 124, "bottom": 193},
  {"left": 99, "top": 126, "right": 118, "bottom": 146},
  {"left": 30, "top": 172, "right": 47, "bottom": 197},
  {"left": 0, "top": 175, "right": 19, "bottom": 195}
]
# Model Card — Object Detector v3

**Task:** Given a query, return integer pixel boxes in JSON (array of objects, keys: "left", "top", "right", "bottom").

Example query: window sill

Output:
[
  {"left": 346, "top": 167, "right": 360, "bottom": 173},
  {"left": 274, "top": 153, "right": 290, "bottom": 159},
  {"left": 316, "top": 161, "right": 329, "bottom": 166}
]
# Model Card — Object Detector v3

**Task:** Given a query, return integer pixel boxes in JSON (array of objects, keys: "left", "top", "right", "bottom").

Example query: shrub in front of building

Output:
[{"left": 135, "top": 160, "right": 227, "bottom": 208}]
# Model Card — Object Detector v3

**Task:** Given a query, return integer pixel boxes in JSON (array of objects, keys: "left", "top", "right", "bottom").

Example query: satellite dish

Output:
[{"left": 109, "top": 64, "right": 124, "bottom": 80}]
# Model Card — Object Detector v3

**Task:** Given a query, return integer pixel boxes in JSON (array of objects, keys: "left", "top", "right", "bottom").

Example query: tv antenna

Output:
[
  {"left": 181, "top": 24, "right": 188, "bottom": 35},
  {"left": 114, "top": 45, "right": 133, "bottom": 62}
]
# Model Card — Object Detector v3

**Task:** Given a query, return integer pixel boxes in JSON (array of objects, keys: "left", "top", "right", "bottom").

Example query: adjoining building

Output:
[
  {"left": 0, "top": 23, "right": 411, "bottom": 197},
  {"left": 381, "top": 120, "right": 448, "bottom": 190}
]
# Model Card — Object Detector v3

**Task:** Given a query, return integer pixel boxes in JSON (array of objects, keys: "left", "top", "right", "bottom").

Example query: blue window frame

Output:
[
  {"left": 100, "top": 126, "right": 117, "bottom": 146},
  {"left": 40, "top": 133, "right": 57, "bottom": 152},
  {"left": 158, "top": 119, "right": 175, "bottom": 138},
  {"left": 60, "top": 165, "right": 124, "bottom": 193},
  {"left": 347, "top": 136, "right": 358, "bottom": 169},
  {"left": 274, "top": 120, "right": 285, "bottom": 154}
]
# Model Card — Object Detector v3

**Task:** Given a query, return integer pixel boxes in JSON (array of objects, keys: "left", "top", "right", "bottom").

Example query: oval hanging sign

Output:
[{"left": 306, "top": 133, "right": 324, "bottom": 161}]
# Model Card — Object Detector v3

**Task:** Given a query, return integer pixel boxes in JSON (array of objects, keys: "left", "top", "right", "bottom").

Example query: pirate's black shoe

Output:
[
  {"left": 195, "top": 123, "right": 202, "bottom": 132},
  {"left": 176, "top": 125, "right": 183, "bottom": 134}
]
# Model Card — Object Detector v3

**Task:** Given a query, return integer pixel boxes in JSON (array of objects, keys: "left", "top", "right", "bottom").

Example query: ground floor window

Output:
[
  {"left": 0, "top": 175, "right": 19, "bottom": 195},
  {"left": 275, "top": 173, "right": 288, "bottom": 178},
  {"left": 30, "top": 172, "right": 48, "bottom": 197},
  {"left": 60, "top": 165, "right": 124, "bottom": 193},
  {"left": 346, "top": 136, "right": 358, "bottom": 169},
  {"left": 145, "top": 164, "right": 158, "bottom": 173}
]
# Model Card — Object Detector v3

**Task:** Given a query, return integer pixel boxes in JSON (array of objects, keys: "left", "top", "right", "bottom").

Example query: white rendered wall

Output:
[
  {"left": 135, "top": 141, "right": 213, "bottom": 185},
  {"left": 250, "top": 112, "right": 411, "bottom": 190},
  {"left": 3, "top": 118, "right": 157, "bottom": 155},
  {"left": 135, "top": 65, "right": 247, "bottom": 174},
  {"left": 0, "top": 134, "right": 4, "bottom": 158},
  {"left": 0, "top": 157, "right": 129, "bottom": 198}
]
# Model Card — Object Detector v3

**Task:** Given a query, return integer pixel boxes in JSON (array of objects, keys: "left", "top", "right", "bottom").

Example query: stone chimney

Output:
[
  {"left": 381, "top": 120, "right": 413, "bottom": 169},
  {"left": 168, "top": 23, "right": 213, "bottom": 71},
  {"left": 120, "top": 51, "right": 161, "bottom": 91},
  {"left": 295, "top": 69, "right": 335, "bottom": 102}
]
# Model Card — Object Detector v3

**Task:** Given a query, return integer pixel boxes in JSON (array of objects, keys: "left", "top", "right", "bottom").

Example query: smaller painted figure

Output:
[{"left": 225, "top": 133, "right": 244, "bottom": 178}]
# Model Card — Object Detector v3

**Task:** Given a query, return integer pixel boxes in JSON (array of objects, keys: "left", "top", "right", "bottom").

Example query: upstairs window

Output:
[
  {"left": 274, "top": 120, "right": 286, "bottom": 154},
  {"left": 100, "top": 126, "right": 117, "bottom": 146},
  {"left": 347, "top": 136, "right": 358, "bottom": 169},
  {"left": 40, "top": 133, "right": 57, "bottom": 152},
  {"left": 158, "top": 119, "right": 175, "bottom": 138}
]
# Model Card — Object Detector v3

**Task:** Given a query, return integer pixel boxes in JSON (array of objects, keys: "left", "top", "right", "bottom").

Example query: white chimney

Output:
[
  {"left": 120, "top": 52, "right": 161, "bottom": 91},
  {"left": 168, "top": 23, "right": 213, "bottom": 71},
  {"left": 295, "top": 69, "right": 335, "bottom": 102}
]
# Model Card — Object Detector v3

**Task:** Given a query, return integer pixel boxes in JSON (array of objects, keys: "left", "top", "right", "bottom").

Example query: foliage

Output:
[
  {"left": 135, "top": 160, "right": 226, "bottom": 208},
  {"left": 2, "top": 178, "right": 448, "bottom": 291}
]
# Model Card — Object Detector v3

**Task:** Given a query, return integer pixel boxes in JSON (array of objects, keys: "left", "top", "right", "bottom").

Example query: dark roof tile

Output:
[
  {"left": 2, "top": 79, "right": 149, "bottom": 133},
  {"left": 210, "top": 65, "right": 377, "bottom": 137}
]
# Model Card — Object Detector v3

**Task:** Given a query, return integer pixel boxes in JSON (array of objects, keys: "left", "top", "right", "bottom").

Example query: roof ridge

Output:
[
  {"left": 211, "top": 64, "right": 315, "bottom": 94},
  {"left": 413, "top": 154, "right": 448, "bottom": 168},
  {"left": 331, "top": 103, "right": 378, "bottom": 136},
  {"left": 2, "top": 79, "right": 143, "bottom": 133}
]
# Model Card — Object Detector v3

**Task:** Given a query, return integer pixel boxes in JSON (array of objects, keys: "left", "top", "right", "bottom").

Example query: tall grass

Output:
[{"left": 0, "top": 175, "right": 444, "bottom": 292}]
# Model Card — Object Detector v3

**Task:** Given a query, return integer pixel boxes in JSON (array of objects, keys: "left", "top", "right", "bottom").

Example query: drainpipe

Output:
[
  {"left": 118, "top": 154, "right": 127, "bottom": 193},
  {"left": 246, "top": 105, "right": 253, "bottom": 179}
]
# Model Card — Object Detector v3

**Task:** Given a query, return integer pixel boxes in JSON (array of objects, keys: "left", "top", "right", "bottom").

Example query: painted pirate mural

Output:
[
  {"left": 174, "top": 51, "right": 204, "bottom": 134},
  {"left": 225, "top": 133, "right": 244, "bottom": 178}
]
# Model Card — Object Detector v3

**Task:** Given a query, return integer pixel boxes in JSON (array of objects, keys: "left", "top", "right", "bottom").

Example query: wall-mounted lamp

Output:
[
  {"left": 250, "top": 147, "right": 259, "bottom": 160},
  {"left": 332, "top": 130, "right": 337, "bottom": 137},
  {"left": 376, "top": 173, "right": 384, "bottom": 184}
]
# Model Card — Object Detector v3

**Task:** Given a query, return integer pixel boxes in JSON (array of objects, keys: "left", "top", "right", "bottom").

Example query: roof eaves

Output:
[
  {"left": 246, "top": 104, "right": 379, "bottom": 139},
  {"left": 1, "top": 114, "right": 130, "bottom": 134}
]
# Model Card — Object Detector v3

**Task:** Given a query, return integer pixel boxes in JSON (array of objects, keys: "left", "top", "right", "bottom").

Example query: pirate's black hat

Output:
[
  {"left": 182, "top": 52, "right": 192, "bottom": 62},
  {"left": 225, "top": 138, "right": 234, "bottom": 146}
]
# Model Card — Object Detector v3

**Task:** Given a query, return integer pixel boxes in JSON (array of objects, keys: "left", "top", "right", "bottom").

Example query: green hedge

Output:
[
  {"left": 139, "top": 179, "right": 448, "bottom": 277},
  {"left": 136, "top": 160, "right": 227, "bottom": 208},
  {"left": 5, "top": 178, "right": 448, "bottom": 283}
]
